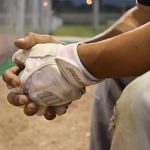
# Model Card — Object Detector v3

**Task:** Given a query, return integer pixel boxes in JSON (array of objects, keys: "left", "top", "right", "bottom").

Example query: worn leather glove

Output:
[{"left": 12, "top": 43, "right": 100, "bottom": 113}]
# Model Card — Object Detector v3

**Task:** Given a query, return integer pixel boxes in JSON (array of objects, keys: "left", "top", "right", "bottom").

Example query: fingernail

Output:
[
  {"left": 18, "top": 100, "right": 24, "bottom": 105},
  {"left": 19, "top": 98, "right": 28, "bottom": 105},
  {"left": 28, "top": 103, "right": 36, "bottom": 111}
]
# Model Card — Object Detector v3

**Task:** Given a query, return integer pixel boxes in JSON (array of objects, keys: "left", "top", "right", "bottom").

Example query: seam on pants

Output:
[{"left": 109, "top": 100, "right": 119, "bottom": 134}]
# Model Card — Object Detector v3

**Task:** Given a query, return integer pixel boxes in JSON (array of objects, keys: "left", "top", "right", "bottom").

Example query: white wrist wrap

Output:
[
  {"left": 72, "top": 43, "right": 100, "bottom": 82},
  {"left": 55, "top": 43, "right": 100, "bottom": 88}
]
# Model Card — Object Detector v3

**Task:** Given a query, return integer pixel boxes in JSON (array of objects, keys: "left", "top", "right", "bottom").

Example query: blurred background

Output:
[
  {"left": 0, "top": 0, "right": 135, "bottom": 72},
  {"left": 0, "top": 0, "right": 135, "bottom": 150}
]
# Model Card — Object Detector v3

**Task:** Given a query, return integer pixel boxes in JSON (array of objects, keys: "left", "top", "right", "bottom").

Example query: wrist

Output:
[
  {"left": 77, "top": 43, "right": 101, "bottom": 78},
  {"left": 55, "top": 43, "right": 101, "bottom": 87},
  {"left": 73, "top": 43, "right": 100, "bottom": 82}
]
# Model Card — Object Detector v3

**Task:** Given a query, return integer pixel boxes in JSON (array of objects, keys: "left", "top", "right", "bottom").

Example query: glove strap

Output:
[
  {"left": 72, "top": 43, "right": 101, "bottom": 83},
  {"left": 55, "top": 43, "right": 102, "bottom": 88}
]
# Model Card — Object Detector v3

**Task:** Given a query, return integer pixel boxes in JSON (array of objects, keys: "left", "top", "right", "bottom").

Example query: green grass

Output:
[
  {"left": 0, "top": 60, "right": 15, "bottom": 75},
  {"left": 53, "top": 24, "right": 109, "bottom": 37}
]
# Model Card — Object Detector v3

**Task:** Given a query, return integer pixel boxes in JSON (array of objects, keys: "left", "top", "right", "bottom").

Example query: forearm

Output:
[
  {"left": 83, "top": 28, "right": 123, "bottom": 44},
  {"left": 78, "top": 22, "right": 150, "bottom": 78},
  {"left": 83, "top": 7, "right": 136, "bottom": 43},
  {"left": 83, "top": 4, "right": 150, "bottom": 44}
]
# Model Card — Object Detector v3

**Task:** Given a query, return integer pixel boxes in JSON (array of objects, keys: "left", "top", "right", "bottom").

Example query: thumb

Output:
[{"left": 15, "top": 32, "right": 64, "bottom": 50}]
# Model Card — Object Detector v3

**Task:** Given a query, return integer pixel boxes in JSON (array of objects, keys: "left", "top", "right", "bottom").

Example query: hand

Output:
[
  {"left": 3, "top": 32, "right": 65, "bottom": 120},
  {"left": 11, "top": 42, "right": 101, "bottom": 112},
  {"left": 12, "top": 43, "right": 86, "bottom": 109}
]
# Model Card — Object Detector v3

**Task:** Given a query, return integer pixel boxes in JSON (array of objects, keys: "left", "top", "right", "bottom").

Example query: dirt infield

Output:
[{"left": 0, "top": 76, "right": 95, "bottom": 150}]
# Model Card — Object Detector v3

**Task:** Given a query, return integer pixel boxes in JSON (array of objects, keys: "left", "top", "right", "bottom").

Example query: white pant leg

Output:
[
  {"left": 110, "top": 71, "right": 150, "bottom": 150},
  {"left": 89, "top": 77, "right": 135, "bottom": 150}
]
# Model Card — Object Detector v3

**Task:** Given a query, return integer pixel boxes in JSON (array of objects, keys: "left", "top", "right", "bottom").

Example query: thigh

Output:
[
  {"left": 110, "top": 72, "right": 150, "bottom": 150},
  {"left": 90, "top": 79, "right": 125, "bottom": 150},
  {"left": 89, "top": 77, "right": 136, "bottom": 150}
]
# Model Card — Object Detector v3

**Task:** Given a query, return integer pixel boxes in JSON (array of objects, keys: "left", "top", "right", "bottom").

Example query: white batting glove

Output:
[{"left": 12, "top": 43, "right": 101, "bottom": 114}]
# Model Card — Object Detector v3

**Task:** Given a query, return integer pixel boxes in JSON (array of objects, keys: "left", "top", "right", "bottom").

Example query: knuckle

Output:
[
  {"left": 7, "top": 92, "right": 14, "bottom": 104},
  {"left": 3, "top": 70, "right": 12, "bottom": 82},
  {"left": 28, "top": 32, "right": 33, "bottom": 37},
  {"left": 24, "top": 103, "right": 38, "bottom": 116},
  {"left": 7, "top": 92, "right": 21, "bottom": 106}
]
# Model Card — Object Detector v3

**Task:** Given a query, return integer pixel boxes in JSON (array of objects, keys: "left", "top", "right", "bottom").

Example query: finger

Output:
[
  {"left": 54, "top": 104, "right": 69, "bottom": 116},
  {"left": 24, "top": 102, "right": 38, "bottom": 116},
  {"left": 31, "top": 32, "right": 64, "bottom": 44},
  {"left": 14, "top": 32, "right": 63, "bottom": 50},
  {"left": 36, "top": 106, "right": 47, "bottom": 116},
  {"left": 7, "top": 92, "right": 21, "bottom": 106},
  {"left": 3, "top": 66, "right": 21, "bottom": 87},
  {"left": 44, "top": 107, "right": 56, "bottom": 120},
  {"left": 7, "top": 92, "right": 30, "bottom": 106}
]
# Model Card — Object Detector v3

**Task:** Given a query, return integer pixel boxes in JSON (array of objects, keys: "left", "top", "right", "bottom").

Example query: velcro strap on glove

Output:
[{"left": 55, "top": 57, "right": 93, "bottom": 88}]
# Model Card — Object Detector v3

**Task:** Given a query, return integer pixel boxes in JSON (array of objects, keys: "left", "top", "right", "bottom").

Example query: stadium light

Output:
[
  {"left": 43, "top": 0, "right": 49, "bottom": 7},
  {"left": 86, "top": 0, "right": 93, "bottom": 5}
]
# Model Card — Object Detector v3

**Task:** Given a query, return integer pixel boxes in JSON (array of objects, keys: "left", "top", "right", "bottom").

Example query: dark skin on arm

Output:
[{"left": 78, "top": 22, "right": 150, "bottom": 78}]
